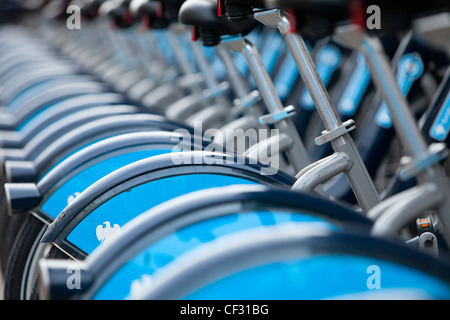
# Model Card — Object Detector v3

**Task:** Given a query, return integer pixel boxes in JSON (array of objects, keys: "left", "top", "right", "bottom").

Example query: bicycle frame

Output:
[
  {"left": 253, "top": 8, "right": 450, "bottom": 249},
  {"left": 253, "top": 9, "right": 381, "bottom": 213}
]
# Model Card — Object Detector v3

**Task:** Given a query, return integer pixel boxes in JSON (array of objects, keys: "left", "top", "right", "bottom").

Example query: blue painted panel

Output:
[
  {"left": 93, "top": 215, "right": 329, "bottom": 300},
  {"left": 187, "top": 255, "right": 450, "bottom": 300},
  {"left": 41, "top": 149, "right": 172, "bottom": 219},
  {"left": 67, "top": 174, "right": 258, "bottom": 255}
]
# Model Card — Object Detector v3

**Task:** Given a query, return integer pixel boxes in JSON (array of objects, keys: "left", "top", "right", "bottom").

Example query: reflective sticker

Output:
[
  {"left": 375, "top": 53, "right": 424, "bottom": 129},
  {"left": 337, "top": 53, "right": 371, "bottom": 117},
  {"left": 300, "top": 45, "right": 342, "bottom": 111},
  {"left": 429, "top": 91, "right": 450, "bottom": 141}
]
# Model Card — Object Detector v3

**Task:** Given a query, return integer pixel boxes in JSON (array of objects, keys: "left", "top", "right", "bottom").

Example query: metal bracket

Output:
[
  {"left": 231, "top": 90, "right": 261, "bottom": 116},
  {"left": 413, "top": 12, "right": 450, "bottom": 55},
  {"left": 221, "top": 35, "right": 245, "bottom": 52},
  {"left": 399, "top": 143, "right": 448, "bottom": 181},
  {"left": 258, "top": 105, "right": 296, "bottom": 125},
  {"left": 419, "top": 232, "right": 439, "bottom": 257},
  {"left": 253, "top": 9, "right": 284, "bottom": 29},
  {"left": 315, "top": 119, "right": 356, "bottom": 146},
  {"left": 334, "top": 24, "right": 365, "bottom": 49}
]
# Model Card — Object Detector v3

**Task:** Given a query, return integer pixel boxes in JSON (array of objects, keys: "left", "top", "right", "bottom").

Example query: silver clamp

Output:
[
  {"left": 202, "top": 81, "right": 230, "bottom": 100},
  {"left": 259, "top": 105, "right": 296, "bottom": 125},
  {"left": 231, "top": 90, "right": 261, "bottom": 116},
  {"left": 399, "top": 142, "right": 448, "bottom": 181},
  {"left": 177, "top": 73, "right": 205, "bottom": 90},
  {"left": 315, "top": 119, "right": 356, "bottom": 146}
]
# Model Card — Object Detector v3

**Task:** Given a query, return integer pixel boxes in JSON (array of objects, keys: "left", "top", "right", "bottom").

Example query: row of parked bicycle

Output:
[{"left": 0, "top": 0, "right": 449, "bottom": 300}]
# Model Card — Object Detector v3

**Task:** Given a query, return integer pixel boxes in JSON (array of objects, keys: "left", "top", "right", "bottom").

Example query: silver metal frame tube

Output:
[
  {"left": 254, "top": 10, "right": 380, "bottom": 212},
  {"left": 292, "top": 152, "right": 353, "bottom": 192}
]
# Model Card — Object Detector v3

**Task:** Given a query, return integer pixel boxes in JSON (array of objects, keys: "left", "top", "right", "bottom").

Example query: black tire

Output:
[
  {"left": 0, "top": 211, "right": 28, "bottom": 279},
  {"left": 0, "top": 187, "right": 11, "bottom": 274},
  {"left": 4, "top": 214, "right": 46, "bottom": 300},
  {"left": 30, "top": 244, "right": 68, "bottom": 301}
]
